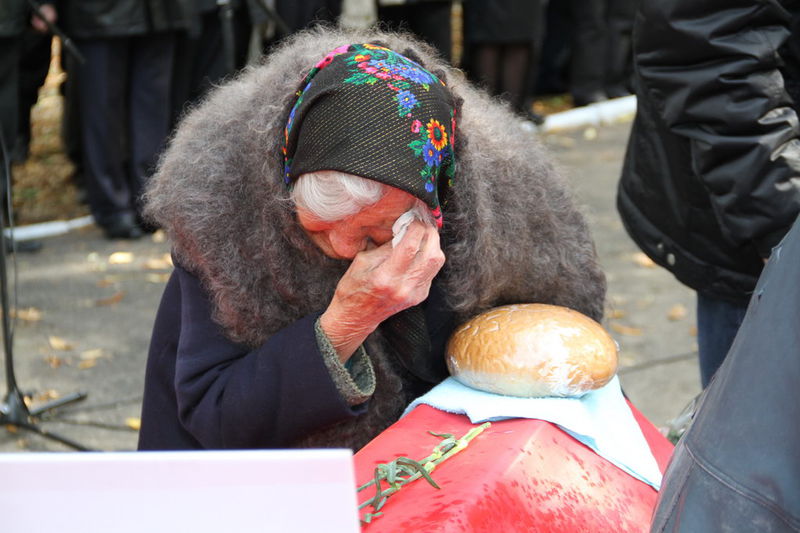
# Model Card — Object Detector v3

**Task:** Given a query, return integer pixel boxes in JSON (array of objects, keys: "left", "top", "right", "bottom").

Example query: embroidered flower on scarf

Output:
[
  {"left": 422, "top": 140, "right": 444, "bottom": 169},
  {"left": 397, "top": 90, "right": 419, "bottom": 113},
  {"left": 426, "top": 119, "right": 448, "bottom": 151}
]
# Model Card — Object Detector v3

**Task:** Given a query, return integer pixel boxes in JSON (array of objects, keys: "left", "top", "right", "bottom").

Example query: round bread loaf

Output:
[{"left": 445, "top": 303, "right": 618, "bottom": 398}]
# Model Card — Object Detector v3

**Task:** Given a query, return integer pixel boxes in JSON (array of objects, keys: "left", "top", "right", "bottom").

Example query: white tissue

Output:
[{"left": 391, "top": 209, "right": 423, "bottom": 247}]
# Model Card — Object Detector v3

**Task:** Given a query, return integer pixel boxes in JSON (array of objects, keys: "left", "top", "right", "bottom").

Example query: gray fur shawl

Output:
[{"left": 144, "top": 26, "right": 606, "bottom": 449}]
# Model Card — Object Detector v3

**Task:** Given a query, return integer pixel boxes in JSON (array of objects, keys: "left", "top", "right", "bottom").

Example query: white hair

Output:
[
  {"left": 291, "top": 170, "right": 386, "bottom": 220},
  {"left": 291, "top": 170, "right": 433, "bottom": 225}
]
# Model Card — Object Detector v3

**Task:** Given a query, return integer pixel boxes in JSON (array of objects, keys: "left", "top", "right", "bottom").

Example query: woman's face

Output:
[{"left": 296, "top": 187, "right": 418, "bottom": 260}]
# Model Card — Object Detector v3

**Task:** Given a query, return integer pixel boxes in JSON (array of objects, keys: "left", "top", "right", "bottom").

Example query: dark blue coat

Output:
[{"left": 137, "top": 262, "right": 456, "bottom": 450}]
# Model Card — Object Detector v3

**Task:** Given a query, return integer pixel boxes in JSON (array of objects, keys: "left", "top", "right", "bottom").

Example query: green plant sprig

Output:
[{"left": 357, "top": 422, "right": 491, "bottom": 524}]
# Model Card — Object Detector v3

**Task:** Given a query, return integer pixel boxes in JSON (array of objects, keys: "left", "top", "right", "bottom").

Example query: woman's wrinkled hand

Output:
[{"left": 319, "top": 220, "right": 445, "bottom": 362}]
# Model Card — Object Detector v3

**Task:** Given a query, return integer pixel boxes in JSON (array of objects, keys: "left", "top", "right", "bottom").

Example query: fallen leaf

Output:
[
  {"left": 609, "top": 322, "right": 644, "bottom": 336},
  {"left": 667, "top": 304, "right": 688, "bottom": 321},
  {"left": 95, "top": 291, "right": 126, "bottom": 307},
  {"left": 689, "top": 325, "right": 698, "bottom": 337},
  {"left": 108, "top": 251, "right": 134, "bottom": 264},
  {"left": 146, "top": 273, "right": 170, "bottom": 283},
  {"left": 125, "top": 417, "right": 141, "bottom": 431},
  {"left": 81, "top": 348, "right": 110, "bottom": 360},
  {"left": 632, "top": 252, "right": 656, "bottom": 268},
  {"left": 143, "top": 257, "right": 172, "bottom": 270},
  {"left": 6, "top": 425, "right": 18, "bottom": 434},
  {"left": 11, "top": 307, "right": 42, "bottom": 322},
  {"left": 48, "top": 336, "right": 74, "bottom": 351},
  {"left": 607, "top": 308, "right": 626, "bottom": 319},
  {"left": 78, "top": 359, "right": 97, "bottom": 370},
  {"left": 583, "top": 127, "right": 598, "bottom": 140},
  {"left": 96, "top": 276, "right": 119, "bottom": 288},
  {"left": 44, "top": 355, "right": 65, "bottom": 368},
  {"left": 608, "top": 294, "right": 627, "bottom": 306},
  {"left": 31, "top": 389, "right": 61, "bottom": 403},
  {"left": 151, "top": 230, "right": 166, "bottom": 243}
]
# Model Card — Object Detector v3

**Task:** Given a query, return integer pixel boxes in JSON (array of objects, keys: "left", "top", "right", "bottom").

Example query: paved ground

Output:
[{"left": 0, "top": 118, "right": 702, "bottom": 452}]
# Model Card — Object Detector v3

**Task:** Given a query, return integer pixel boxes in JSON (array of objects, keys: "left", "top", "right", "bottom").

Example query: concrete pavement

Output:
[{"left": 0, "top": 118, "right": 702, "bottom": 452}]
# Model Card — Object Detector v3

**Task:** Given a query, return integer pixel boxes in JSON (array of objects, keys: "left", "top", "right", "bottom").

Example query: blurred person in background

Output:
[
  {"left": 602, "top": 0, "right": 634, "bottom": 99},
  {"left": 535, "top": 0, "right": 635, "bottom": 106},
  {"left": 60, "top": 0, "right": 187, "bottom": 239},
  {"left": 11, "top": 17, "right": 52, "bottom": 165},
  {"left": 0, "top": 0, "right": 54, "bottom": 253},
  {"left": 618, "top": 0, "right": 800, "bottom": 388},
  {"left": 375, "top": 0, "right": 453, "bottom": 62},
  {"left": 170, "top": 0, "right": 275, "bottom": 126},
  {"left": 171, "top": 1, "right": 345, "bottom": 135},
  {"left": 260, "top": 0, "right": 343, "bottom": 54},
  {"left": 462, "top": 0, "right": 546, "bottom": 124},
  {"left": 567, "top": 0, "right": 607, "bottom": 106}
]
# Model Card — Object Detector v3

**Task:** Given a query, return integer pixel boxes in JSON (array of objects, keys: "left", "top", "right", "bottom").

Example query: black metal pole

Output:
[
  {"left": 0, "top": 125, "right": 90, "bottom": 451},
  {"left": 25, "top": 0, "right": 86, "bottom": 65}
]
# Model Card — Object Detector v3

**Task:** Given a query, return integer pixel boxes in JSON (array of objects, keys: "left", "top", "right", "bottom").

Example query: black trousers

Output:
[
  {"left": 75, "top": 33, "right": 175, "bottom": 227},
  {"left": 569, "top": 0, "right": 635, "bottom": 101},
  {"left": 569, "top": 0, "right": 606, "bottom": 102},
  {"left": 377, "top": 3, "right": 453, "bottom": 62},
  {"left": 0, "top": 38, "right": 20, "bottom": 159},
  {"left": 171, "top": 8, "right": 251, "bottom": 127}
]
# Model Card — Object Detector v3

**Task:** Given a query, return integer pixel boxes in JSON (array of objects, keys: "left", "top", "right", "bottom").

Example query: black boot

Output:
[{"left": 102, "top": 212, "right": 144, "bottom": 240}]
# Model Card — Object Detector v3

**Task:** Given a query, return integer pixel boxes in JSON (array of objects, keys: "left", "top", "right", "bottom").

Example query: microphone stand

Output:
[{"left": 0, "top": 126, "right": 90, "bottom": 450}]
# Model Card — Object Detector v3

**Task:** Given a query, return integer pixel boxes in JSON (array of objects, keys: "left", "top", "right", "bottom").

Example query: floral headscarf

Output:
[{"left": 282, "top": 43, "right": 457, "bottom": 227}]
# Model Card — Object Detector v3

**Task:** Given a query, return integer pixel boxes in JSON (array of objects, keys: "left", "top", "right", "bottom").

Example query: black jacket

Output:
[
  {"left": 61, "top": 0, "right": 188, "bottom": 39},
  {"left": 618, "top": 0, "right": 800, "bottom": 304},
  {"left": 650, "top": 214, "right": 800, "bottom": 532},
  {"left": 0, "top": 0, "right": 32, "bottom": 37}
]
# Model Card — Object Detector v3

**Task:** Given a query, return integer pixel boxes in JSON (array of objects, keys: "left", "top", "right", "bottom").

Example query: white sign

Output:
[{"left": 0, "top": 449, "right": 360, "bottom": 533}]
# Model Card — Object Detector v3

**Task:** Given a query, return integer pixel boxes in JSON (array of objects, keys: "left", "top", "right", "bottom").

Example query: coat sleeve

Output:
[
  {"left": 635, "top": 0, "right": 800, "bottom": 256},
  {"left": 172, "top": 263, "right": 368, "bottom": 448}
]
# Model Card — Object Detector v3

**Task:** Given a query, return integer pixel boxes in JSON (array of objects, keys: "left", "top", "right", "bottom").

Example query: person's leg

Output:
[
  {"left": 471, "top": 44, "right": 502, "bottom": 95},
  {"left": 61, "top": 49, "right": 87, "bottom": 203},
  {"left": 0, "top": 38, "right": 21, "bottom": 160},
  {"left": 568, "top": 0, "right": 607, "bottom": 106},
  {"left": 536, "top": 0, "right": 573, "bottom": 96},
  {"left": 14, "top": 30, "right": 52, "bottom": 163},
  {"left": 499, "top": 43, "right": 533, "bottom": 113},
  {"left": 604, "top": 0, "right": 635, "bottom": 98},
  {"left": 76, "top": 37, "right": 141, "bottom": 237},
  {"left": 404, "top": 3, "right": 453, "bottom": 62},
  {"left": 0, "top": 37, "right": 42, "bottom": 252},
  {"left": 696, "top": 292, "right": 749, "bottom": 387},
  {"left": 128, "top": 31, "right": 176, "bottom": 226}
]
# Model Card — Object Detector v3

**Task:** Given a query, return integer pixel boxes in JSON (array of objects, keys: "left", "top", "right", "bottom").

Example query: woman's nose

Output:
[{"left": 328, "top": 228, "right": 365, "bottom": 259}]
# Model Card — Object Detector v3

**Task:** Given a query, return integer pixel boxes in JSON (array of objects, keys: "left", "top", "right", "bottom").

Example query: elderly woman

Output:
[{"left": 137, "top": 27, "right": 606, "bottom": 451}]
